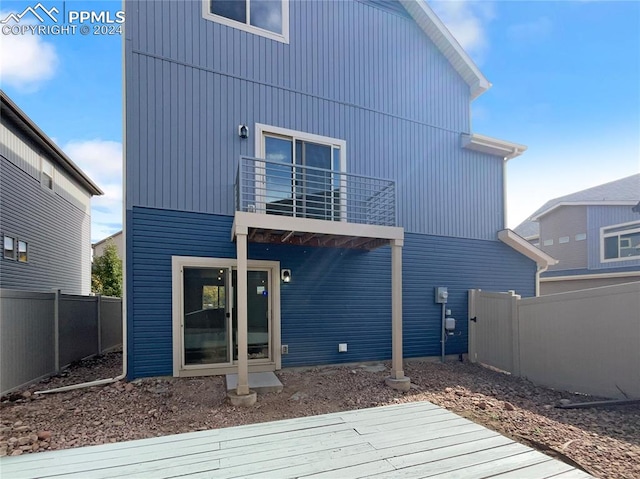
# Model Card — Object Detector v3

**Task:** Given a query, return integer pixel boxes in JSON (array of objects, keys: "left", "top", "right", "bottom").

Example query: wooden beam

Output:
[
  {"left": 299, "top": 233, "right": 317, "bottom": 245},
  {"left": 281, "top": 231, "right": 295, "bottom": 242}
]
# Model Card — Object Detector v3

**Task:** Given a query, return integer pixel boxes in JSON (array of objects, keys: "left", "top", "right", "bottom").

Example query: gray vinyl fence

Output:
[
  {"left": 468, "top": 282, "right": 640, "bottom": 399},
  {"left": 0, "top": 289, "right": 122, "bottom": 395}
]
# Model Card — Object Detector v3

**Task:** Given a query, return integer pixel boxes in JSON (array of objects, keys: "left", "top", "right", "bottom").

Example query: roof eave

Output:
[
  {"left": 400, "top": 0, "right": 491, "bottom": 101},
  {"left": 461, "top": 133, "right": 527, "bottom": 160},
  {"left": 498, "top": 229, "right": 558, "bottom": 268},
  {"left": 1, "top": 90, "right": 104, "bottom": 196},
  {"left": 531, "top": 201, "right": 639, "bottom": 221}
]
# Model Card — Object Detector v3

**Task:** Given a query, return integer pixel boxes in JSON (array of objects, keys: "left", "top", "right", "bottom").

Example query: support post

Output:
[
  {"left": 386, "top": 238, "right": 410, "bottom": 391},
  {"left": 229, "top": 227, "right": 256, "bottom": 406},
  {"left": 236, "top": 231, "right": 249, "bottom": 396}
]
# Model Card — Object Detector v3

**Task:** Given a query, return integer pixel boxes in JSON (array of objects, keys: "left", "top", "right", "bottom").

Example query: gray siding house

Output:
[
  {"left": 1, "top": 91, "right": 103, "bottom": 295},
  {"left": 515, "top": 174, "right": 640, "bottom": 295},
  {"left": 125, "top": 0, "right": 553, "bottom": 397},
  {"left": 92, "top": 230, "right": 124, "bottom": 260}
]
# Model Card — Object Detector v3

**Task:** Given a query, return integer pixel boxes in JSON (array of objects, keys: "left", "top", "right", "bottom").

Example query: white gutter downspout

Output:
[
  {"left": 35, "top": 2, "right": 128, "bottom": 395},
  {"left": 502, "top": 147, "right": 522, "bottom": 229},
  {"left": 535, "top": 264, "right": 549, "bottom": 297}
]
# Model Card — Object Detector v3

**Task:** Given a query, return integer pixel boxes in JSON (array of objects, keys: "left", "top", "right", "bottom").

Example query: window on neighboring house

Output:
[
  {"left": 42, "top": 158, "right": 54, "bottom": 190},
  {"left": 4, "top": 236, "right": 15, "bottom": 260},
  {"left": 559, "top": 236, "right": 570, "bottom": 244},
  {"left": 18, "top": 241, "right": 28, "bottom": 262},
  {"left": 203, "top": 0, "right": 289, "bottom": 43},
  {"left": 543, "top": 239, "right": 553, "bottom": 246},
  {"left": 601, "top": 222, "right": 640, "bottom": 261},
  {"left": 575, "top": 233, "right": 586, "bottom": 241}
]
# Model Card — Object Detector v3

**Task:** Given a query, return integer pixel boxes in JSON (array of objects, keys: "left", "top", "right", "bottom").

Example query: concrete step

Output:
[{"left": 226, "top": 372, "right": 283, "bottom": 393}]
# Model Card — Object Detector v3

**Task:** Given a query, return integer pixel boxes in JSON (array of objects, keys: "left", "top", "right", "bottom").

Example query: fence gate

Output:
[{"left": 468, "top": 289, "right": 520, "bottom": 375}]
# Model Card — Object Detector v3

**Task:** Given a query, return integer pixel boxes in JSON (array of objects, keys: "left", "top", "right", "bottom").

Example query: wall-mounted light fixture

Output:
[
  {"left": 238, "top": 124, "right": 249, "bottom": 139},
  {"left": 281, "top": 269, "right": 291, "bottom": 283}
]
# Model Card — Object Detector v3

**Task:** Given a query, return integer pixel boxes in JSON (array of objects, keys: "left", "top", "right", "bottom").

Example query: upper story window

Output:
[
  {"left": 256, "top": 124, "right": 346, "bottom": 222},
  {"left": 42, "top": 158, "right": 54, "bottom": 190},
  {"left": 543, "top": 239, "right": 553, "bottom": 246},
  {"left": 4, "top": 236, "right": 15, "bottom": 260},
  {"left": 575, "top": 233, "right": 586, "bottom": 241},
  {"left": 601, "top": 221, "right": 640, "bottom": 262},
  {"left": 203, "top": 0, "right": 289, "bottom": 43}
]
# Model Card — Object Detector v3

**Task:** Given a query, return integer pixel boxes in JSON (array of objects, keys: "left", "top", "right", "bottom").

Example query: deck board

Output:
[{"left": 0, "top": 400, "right": 594, "bottom": 479}]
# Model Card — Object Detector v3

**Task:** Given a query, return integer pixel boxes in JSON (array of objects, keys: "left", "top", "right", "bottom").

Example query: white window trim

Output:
[
  {"left": 254, "top": 123, "right": 348, "bottom": 221},
  {"left": 201, "top": 0, "right": 289, "bottom": 44},
  {"left": 600, "top": 220, "right": 640, "bottom": 263},
  {"left": 17, "top": 240, "right": 28, "bottom": 263},
  {"left": 171, "top": 256, "right": 281, "bottom": 378},
  {"left": 3, "top": 236, "right": 16, "bottom": 260},
  {"left": 41, "top": 157, "right": 54, "bottom": 191}
]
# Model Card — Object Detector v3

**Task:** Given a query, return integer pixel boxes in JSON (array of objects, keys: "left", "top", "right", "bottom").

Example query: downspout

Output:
[
  {"left": 535, "top": 263, "right": 548, "bottom": 297},
  {"left": 502, "top": 158, "right": 508, "bottom": 230},
  {"left": 35, "top": 2, "right": 129, "bottom": 395}
]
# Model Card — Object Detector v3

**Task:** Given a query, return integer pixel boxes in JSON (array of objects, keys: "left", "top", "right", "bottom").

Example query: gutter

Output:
[
  {"left": 497, "top": 229, "right": 558, "bottom": 297},
  {"left": 35, "top": 2, "right": 128, "bottom": 394}
]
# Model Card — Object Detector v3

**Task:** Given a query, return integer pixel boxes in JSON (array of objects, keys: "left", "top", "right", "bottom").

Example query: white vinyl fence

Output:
[
  {"left": 1, "top": 289, "right": 122, "bottom": 395},
  {"left": 468, "top": 282, "right": 640, "bottom": 399}
]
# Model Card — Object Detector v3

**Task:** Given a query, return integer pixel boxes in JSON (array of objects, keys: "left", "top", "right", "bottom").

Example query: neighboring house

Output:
[
  {"left": 1, "top": 91, "right": 103, "bottom": 295},
  {"left": 124, "top": 0, "right": 553, "bottom": 391},
  {"left": 515, "top": 174, "right": 640, "bottom": 295},
  {"left": 92, "top": 230, "right": 123, "bottom": 260}
]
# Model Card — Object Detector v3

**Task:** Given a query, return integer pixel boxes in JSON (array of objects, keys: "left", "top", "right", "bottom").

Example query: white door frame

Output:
[{"left": 171, "top": 256, "right": 281, "bottom": 377}]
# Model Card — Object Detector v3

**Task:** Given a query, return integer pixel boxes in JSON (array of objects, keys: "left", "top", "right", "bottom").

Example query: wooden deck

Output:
[{"left": 1, "top": 401, "right": 594, "bottom": 478}]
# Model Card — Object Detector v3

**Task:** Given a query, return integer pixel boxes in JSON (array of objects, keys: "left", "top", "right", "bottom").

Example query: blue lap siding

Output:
[{"left": 127, "top": 206, "right": 535, "bottom": 379}]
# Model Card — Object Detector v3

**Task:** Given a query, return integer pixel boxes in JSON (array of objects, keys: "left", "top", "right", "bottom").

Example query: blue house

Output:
[{"left": 124, "top": 0, "right": 552, "bottom": 399}]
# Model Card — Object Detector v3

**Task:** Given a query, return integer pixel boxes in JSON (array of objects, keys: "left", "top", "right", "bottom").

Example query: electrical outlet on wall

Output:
[{"left": 281, "top": 345, "right": 289, "bottom": 354}]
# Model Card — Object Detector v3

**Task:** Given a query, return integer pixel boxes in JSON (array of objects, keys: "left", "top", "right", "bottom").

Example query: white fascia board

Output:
[
  {"left": 498, "top": 229, "right": 558, "bottom": 268},
  {"left": 541, "top": 271, "right": 640, "bottom": 282},
  {"left": 399, "top": 0, "right": 490, "bottom": 100},
  {"left": 233, "top": 212, "right": 404, "bottom": 241},
  {"left": 531, "top": 201, "right": 639, "bottom": 221},
  {"left": 461, "top": 133, "right": 527, "bottom": 160}
]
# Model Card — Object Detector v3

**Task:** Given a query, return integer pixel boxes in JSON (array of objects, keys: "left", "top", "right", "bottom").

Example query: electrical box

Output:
[
  {"left": 445, "top": 317, "right": 456, "bottom": 332},
  {"left": 338, "top": 343, "right": 348, "bottom": 352},
  {"left": 435, "top": 287, "right": 448, "bottom": 304}
]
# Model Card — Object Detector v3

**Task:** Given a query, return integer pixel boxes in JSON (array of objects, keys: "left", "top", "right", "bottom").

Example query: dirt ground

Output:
[{"left": 1, "top": 352, "right": 639, "bottom": 479}]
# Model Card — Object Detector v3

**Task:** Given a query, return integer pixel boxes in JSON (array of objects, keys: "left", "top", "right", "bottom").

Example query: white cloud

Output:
[
  {"left": 0, "top": 12, "right": 59, "bottom": 90},
  {"left": 63, "top": 139, "right": 123, "bottom": 242},
  {"left": 507, "top": 17, "right": 552, "bottom": 43},
  {"left": 429, "top": 1, "right": 495, "bottom": 63}
]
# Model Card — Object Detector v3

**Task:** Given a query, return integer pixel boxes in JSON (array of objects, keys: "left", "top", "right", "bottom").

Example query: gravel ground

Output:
[{"left": 1, "top": 352, "right": 639, "bottom": 479}]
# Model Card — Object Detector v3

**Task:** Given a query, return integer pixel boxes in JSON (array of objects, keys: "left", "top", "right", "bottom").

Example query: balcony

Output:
[{"left": 234, "top": 156, "right": 401, "bottom": 250}]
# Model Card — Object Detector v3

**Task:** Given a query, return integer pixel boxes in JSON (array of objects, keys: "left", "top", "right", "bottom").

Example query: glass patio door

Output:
[
  {"left": 183, "top": 267, "right": 231, "bottom": 365},
  {"left": 232, "top": 270, "right": 271, "bottom": 361},
  {"left": 263, "top": 134, "right": 341, "bottom": 220}
]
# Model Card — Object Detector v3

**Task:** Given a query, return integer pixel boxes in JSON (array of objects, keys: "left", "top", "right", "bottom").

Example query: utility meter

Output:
[
  {"left": 445, "top": 317, "right": 456, "bottom": 333},
  {"left": 435, "top": 287, "right": 448, "bottom": 304}
]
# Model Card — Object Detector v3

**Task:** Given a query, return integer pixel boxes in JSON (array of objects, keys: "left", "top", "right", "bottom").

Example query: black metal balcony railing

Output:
[{"left": 235, "top": 156, "right": 396, "bottom": 227}]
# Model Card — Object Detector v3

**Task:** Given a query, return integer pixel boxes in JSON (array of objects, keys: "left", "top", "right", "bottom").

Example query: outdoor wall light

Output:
[
  {"left": 281, "top": 269, "right": 291, "bottom": 283},
  {"left": 238, "top": 124, "right": 249, "bottom": 139}
]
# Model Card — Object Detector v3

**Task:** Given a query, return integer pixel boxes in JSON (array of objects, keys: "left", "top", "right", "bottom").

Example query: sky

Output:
[{"left": 0, "top": 0, "right": 638, "bottom": 242}]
